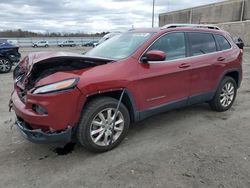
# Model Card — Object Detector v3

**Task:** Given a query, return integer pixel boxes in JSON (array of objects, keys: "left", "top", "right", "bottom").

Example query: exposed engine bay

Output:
[{"left": 13, "top": 52, "right": 114, "bottom": 91}]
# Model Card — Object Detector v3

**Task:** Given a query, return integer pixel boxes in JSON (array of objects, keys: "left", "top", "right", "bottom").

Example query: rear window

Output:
[
  {"left": 188, "top": 33, "right": 216, "bottom": 56},
  {"left": 214, "top": 34, "right": 231, "bottom": 51}
]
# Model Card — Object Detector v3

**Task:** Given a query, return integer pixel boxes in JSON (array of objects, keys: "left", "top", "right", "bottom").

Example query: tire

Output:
[
  {"left": 0, "top": 57, "right": 12, "bottom": 73},
  {"left": 209, "top": 76, "right": 237, "bottom": 112},
  {"left": 45, "top": 44, "right": 48, "bottom": 47},
  {"left": 77, "top": 97, "right": 130, "bottom": 152}
]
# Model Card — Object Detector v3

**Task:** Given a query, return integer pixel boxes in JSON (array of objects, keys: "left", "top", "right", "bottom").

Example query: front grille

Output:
[
  {"left": 14, "top": 67, "right": 27, "bottom": 103},
  {"left": 17, "top": 88, "right": 27, "bottom": 103}
]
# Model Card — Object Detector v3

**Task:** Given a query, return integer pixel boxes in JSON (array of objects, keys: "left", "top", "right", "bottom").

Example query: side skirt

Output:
[
  {"left": 138, "top": 97, "right": 188, "bottom": 121},
  {"left": 137, "top": 91, "right": 215, "bottom": 121},
  {"left": 188, "top": 91, "right": 214, "bottom": 105}
]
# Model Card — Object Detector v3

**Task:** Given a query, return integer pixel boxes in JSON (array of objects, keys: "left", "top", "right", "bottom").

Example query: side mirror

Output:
[{"left": 141, "top": 50, "right": 166, "bottom": 62}]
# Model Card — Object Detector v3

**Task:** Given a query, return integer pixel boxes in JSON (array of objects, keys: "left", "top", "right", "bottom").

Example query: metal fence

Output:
[{"left": 1, "top": 37, "right": 101, "bottom": 47}]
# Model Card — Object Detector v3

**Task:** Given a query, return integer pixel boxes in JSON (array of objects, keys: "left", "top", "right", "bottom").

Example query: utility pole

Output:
[
  {"left": 152, "top": 0, "right": 155, "bottom": 27},
  {"left": 240, "top": 0, "right": 245, "bottom": 21}
]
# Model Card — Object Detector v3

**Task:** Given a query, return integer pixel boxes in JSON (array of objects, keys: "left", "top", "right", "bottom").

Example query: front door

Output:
[{"left": 137, "top": 32, "right": 191, "bottom": 111}]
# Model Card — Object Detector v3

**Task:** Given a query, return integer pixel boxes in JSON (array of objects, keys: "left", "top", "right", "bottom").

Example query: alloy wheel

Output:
[
  {"left": 220, "top": 82, "right": 235, "bottom": 107},
  {"left": 0, "top": 59, "right": 11, "bottom": 72},
  {"left": 90, "top": 108, "right": 124, "bottom": 146}
]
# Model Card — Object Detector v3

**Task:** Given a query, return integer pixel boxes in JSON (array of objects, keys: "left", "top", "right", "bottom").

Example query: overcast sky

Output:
[{"left": 0, "top": 0, "right": 225, "bottom": 33}]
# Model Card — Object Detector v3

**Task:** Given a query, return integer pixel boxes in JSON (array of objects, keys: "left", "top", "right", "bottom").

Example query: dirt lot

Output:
[{"left": 0, "top": 47, "right": 250, "bottom": 188}]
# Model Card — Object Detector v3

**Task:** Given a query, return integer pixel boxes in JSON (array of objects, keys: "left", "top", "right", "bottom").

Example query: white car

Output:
[
  {"left": 32, "top": 40, "right": 49, "bottom": 48},
  {"left": 94, "top": 32, "right": 121, "bottom": 46},
  {"left": 58, "top": 40, "right": 76, "bottom": 47}
]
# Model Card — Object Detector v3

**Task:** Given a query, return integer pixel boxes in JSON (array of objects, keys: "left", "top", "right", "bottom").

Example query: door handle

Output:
[
  {"left": 217, "top": 57, "right": 225, "bottom": 61},
  {"left": 178, "top": 63, "right": 190, "bottom": 69}
]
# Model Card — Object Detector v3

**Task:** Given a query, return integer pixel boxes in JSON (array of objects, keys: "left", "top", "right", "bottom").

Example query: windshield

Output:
[{"left": 86, "top": 32, "right": 154, "bottom": 59}]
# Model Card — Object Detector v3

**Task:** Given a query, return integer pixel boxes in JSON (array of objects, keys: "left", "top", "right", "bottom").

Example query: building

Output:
[{"left": 159, "top": 0, "right": 250, "bottom": 46}]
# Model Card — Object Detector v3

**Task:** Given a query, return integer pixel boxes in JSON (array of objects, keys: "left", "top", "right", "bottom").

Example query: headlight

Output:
[{"left": 33, "top": 78, "right": 79, "bottom": 94}]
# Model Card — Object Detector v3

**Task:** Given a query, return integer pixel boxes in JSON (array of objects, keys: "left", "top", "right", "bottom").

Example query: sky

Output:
[{"left": 0, "top": 0, "right": 225, "bottom": 33}]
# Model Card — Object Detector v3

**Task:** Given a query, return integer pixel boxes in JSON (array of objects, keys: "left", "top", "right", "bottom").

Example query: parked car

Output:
[
  {"left": 7, "top": 39, "right": 19, "bottom": 47},
  {"left": 94, "top": 32, "right": 121, "bottom": 46},
  {"left": 58, "top": 40, "right": 76, "bottom": 47},
  {"left": 10, "top": 24, "right": 243, "bottom": 152},
  {"left": 0, "top": 41, "right": 21, "bottom": 73},
  {"left": 0, "top": 39, "right": 19, "bottom": 47},
  {"left": 32, "top": 40, "right": 49, "bottom": 48},
  {"left": 233, "top": 36, "right": 244, "bottom": 49},
  {"left": 82, "top": 40, "right": 98, "bottom": 47}
]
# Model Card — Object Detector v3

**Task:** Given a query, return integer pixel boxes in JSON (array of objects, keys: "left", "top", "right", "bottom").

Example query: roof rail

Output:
[{"left": 161, "top": 24, "right": 220, "bottom": 30}]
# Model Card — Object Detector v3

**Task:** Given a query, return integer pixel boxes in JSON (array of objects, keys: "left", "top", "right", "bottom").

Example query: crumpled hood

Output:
[
  {"left": 14, "top": 51, "right": 114, "bottom": 90},
  {"left": 27, "top": 51, "right": 85, "bottom": 64},
  {"left": 19, "top": 51, "right": 111, "bottom": 74}
]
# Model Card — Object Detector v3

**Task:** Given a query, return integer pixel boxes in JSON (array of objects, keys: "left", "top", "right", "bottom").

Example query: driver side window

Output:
[{"left": 148, "top": 32, "right": 186, "bottom": 61}]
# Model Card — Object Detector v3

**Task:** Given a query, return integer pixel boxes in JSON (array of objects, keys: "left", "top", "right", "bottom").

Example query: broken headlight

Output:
[{"left": 33, "top": 78, "right": 79, "bottom": 94}]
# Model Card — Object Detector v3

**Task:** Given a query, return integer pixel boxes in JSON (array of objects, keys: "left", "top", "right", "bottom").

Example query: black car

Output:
[
  {"left": 0, "top": 41, "right": 21, "bottom": 73},
  {"left": 233, "top": 37, "right": 244, "bottom": 49}
]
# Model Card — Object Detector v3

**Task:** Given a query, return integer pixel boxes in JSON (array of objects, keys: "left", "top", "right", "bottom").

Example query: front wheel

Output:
[
  {"left": 77, "top": 97, "right": 130, "bottom": 152},
  {"left": 0, "top": 58, "right": 12, "bottom": 73},
  {"left": 209, "top": 76, "right": 237, "bottom": 112}
]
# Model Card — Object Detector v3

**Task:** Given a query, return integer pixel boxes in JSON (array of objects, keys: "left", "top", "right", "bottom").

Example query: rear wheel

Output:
[
  {"left": 0, "top": 57, "right": 12, "bottom": 73},
  {"left": 77, "top": 97, "right": 130, "bottom": 152},
  {"left": 209, "top": 76, "right": 237, "bottom": 112}
]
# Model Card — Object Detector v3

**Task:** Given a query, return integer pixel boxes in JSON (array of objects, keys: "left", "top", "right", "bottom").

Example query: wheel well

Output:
[
  {"left": 0, "top": 56, "right": 10, "bottom": 61},
  {"left": 225, "top": 71, "right": 239, "bottom": 87},
  {"left": 86, "top": 90, "right": 136, "bottom": 122}
]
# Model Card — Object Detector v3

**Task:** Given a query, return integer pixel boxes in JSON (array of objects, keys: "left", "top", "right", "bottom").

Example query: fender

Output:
[
  {"left": 80, "top": 87, "right": 139, "bottom": 123},
  {"left": 214, "top": 68, "right": 241, "bottom": 92}
]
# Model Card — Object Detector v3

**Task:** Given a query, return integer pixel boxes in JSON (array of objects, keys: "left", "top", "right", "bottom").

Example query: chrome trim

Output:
[
  {"left": 146, "top": 95, "right": 166, "bottom": 102},
  {"left": 161, "top": 24, "right": 220, "bottom": 30}
]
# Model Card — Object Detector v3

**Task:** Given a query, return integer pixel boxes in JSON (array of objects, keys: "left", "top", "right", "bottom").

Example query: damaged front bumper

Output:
[
  {"left": 15, "top": 119, "right": 72, "bottom": 144},
  {"left": 10, "top": 85, "right": 85, "bottom": 144}
]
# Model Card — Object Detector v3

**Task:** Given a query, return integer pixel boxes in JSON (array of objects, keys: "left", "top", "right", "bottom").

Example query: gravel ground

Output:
[{"left": 0, "top": 47, "right": 249, "bottom": 188}]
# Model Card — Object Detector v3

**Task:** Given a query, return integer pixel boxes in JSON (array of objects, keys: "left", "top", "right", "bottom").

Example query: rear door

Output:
[
  {"left": 186, "top": 32, "right": 220, "bottom": 99},
  {"left": 137, "top": 32, "right": 191, "bottom": 110}
]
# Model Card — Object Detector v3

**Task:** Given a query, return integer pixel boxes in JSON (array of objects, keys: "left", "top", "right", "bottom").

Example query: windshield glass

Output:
[{"left": 86, "top": 32, "right": 154, "bottom": 59}]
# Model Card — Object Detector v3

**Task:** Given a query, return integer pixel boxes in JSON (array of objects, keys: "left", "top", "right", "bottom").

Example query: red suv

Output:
[{"left": 10, "top": 24, "right": 243, "bottom": 152}]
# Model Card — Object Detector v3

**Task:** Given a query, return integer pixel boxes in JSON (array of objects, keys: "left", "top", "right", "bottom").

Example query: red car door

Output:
[
  {"left": 136, "top": 32, "right": 191, "bottom": 110},
  {"left": 186, "top": 32, "right": 231, "bottom": 100}
]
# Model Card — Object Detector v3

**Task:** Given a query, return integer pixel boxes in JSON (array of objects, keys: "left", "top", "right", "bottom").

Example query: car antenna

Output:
[{"left": 109, "top": 88, "right": 125, "bottom": 145}]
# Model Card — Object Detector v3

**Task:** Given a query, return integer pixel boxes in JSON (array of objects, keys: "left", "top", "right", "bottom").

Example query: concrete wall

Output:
[
  {"left": 159, "top": 0, "right": 250, "bottom": 46},
  {"left": 159, "top": 0, "right": 249, "bottom": 26},
  {"left": 217, "top": 20, "right": 250, "bottom": 46}
]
